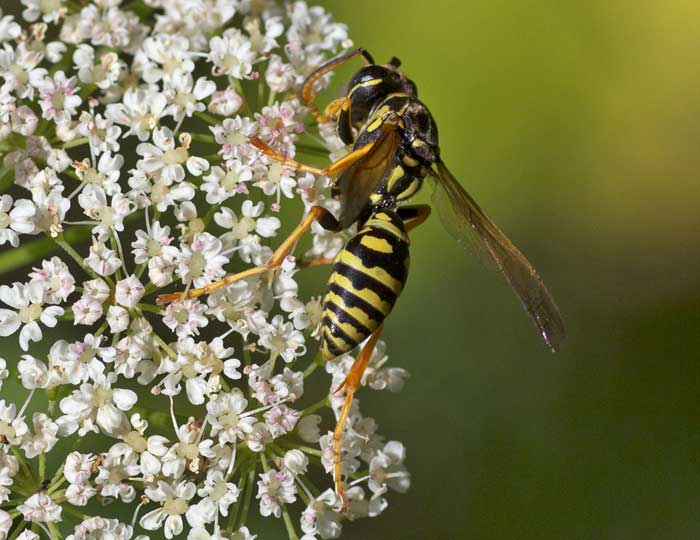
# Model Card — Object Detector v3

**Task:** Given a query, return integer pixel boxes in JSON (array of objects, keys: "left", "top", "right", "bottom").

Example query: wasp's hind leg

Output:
[
  {"left": 332, "top": 324, "right": 384, "bottom": 512},
  {"left": 398, "top": 204, "right": 432, "bottom": 232},
  {"left": 157, "top": 206, "right": 341, "bottom": 305}
]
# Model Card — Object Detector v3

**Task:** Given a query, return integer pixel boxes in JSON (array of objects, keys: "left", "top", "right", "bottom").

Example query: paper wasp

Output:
[{"left": 159, "top": 48, "right": 565, "bottom": 510}]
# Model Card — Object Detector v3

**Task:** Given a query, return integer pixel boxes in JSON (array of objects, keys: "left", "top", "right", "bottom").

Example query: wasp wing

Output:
[
  {"left": 336, "top": 123, "right": 401, "bottom": 229},
  {"left": 431, "top": 160, "right": 565, "bottom": 352}
]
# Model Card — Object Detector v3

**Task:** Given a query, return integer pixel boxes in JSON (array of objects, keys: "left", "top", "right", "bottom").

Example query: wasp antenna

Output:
[
  {"left": 360, "top": 48, "right": 375, "bottom": 64},
  {"left": 389, "top": 56, "right": 401, "bottom": 68}
]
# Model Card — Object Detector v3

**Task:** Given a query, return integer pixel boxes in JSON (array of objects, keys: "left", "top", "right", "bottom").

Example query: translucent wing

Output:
[
  {"left": 336, "top": 123, "right": 401, "bottom": 229},
  {"left": 431, "top": 160, "right": 565, "bottom": 351}
]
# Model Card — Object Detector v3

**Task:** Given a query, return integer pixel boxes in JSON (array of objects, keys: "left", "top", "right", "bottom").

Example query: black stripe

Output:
[
  {"left": 322, "top": 330, "right": 344, "bottom": 358},
  {"left": 334, "top": 262, "right": 401, "bottom": 302},
  {"left": 328, "top": 281, "right": 390, "bottom": 320},
  {"left": 323, "top": 315, "right": 357, "bottom": 348},
  {"left": 325, "top": 299, "right": 373, "bottom": 336},
  {"left": 346, "top": 232, "right": 409, "bottom": 283}
]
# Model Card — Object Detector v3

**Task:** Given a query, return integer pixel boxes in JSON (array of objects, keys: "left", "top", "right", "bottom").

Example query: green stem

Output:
[
  {"left": 53, "top": 233, "right": 99, "bottom": 280},
  {"left": 153, "top": 333, "right": 177, "bottom": 359},
  {"left": 7, "top": 519, "right": 27, "bottom": 540},
  {"left": 11, "top": 447, "right": 34, "bottom": 486},
  {"left": 136, "top": 303, "right": 162, "bottom": 315},
  {"left": 190, "top": 133, "right": 217, "bottom": 144},
  {"left": 194, "top": 111, "right": 221, "bottom": 126},
  {"left": 300, "top": 396, "right": 329, "bottom": 416},
  {"left": 236, "top": 464, "right": 256, "bottom": 530},
  {"left": 303, "top": 352, "right": 322, "bottom": 378},
  {"left": 62, "top": 137, "right": 89, "bottom": 149},
  {"left": 281, "top": 504, "right": 300, "bottom": 540},
  {"left": 0, "top": 164, "right": 13, "bottom": 193}
]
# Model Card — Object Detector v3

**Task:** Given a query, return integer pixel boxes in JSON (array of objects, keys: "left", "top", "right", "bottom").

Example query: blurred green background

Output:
[
  {"left": 2, "top": 1, "right": 700, "bottom": 539},
  {"left": 313, "top": 1, "right": 700, "bottom": 539}
]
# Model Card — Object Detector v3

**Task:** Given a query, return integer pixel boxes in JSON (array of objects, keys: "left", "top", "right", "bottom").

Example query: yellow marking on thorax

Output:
[
  {"left": 402, "top": 155, "right": 419, "bottom": 167},
  {"left": 396, "top": 178, "right": 420, "bottom": 201},
  {"left": 386, "top": 165, "right": 405, "bottom": 192},
  {"left": 366, "top": 116, "right": 383, "bottom": 133},
  {"left": 360, "top": 235, "right": 394, "bottom": 254}
]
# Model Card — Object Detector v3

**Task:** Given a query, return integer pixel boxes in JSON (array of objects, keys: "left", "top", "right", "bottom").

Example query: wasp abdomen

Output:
[{"left": 320, "top": 211, "right": 410, "bottom": 360}]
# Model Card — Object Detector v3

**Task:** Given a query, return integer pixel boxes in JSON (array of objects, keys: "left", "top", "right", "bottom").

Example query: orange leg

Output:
[
  {"left": 332, "top": 324, "right": 384, "bottom": 512},
  {"left": 297, "top": 256, "right": 336, "bottom": 268},
  {"left": 249, "top": 136, "right": 375, "bottom": 176},
  {"left": 156, "top": 206, "right": 338, "bottom": 305},
  {"left": 300, "top": 48, "right": 372, "bottom": 107}
]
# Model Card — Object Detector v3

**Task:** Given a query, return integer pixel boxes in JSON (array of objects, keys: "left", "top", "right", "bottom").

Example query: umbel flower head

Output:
[{"left": 0, "top": 1, "right": 411, "bottom": 539}]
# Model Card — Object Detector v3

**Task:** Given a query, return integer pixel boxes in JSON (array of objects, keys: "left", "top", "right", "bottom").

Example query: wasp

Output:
[{"left": 159, "top": 48, "right": 565, "bottom": 510}]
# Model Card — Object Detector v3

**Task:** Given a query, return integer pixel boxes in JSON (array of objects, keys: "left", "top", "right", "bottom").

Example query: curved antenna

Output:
[{"left": 301, "top": 48, "right": 374, "bottom": 106}]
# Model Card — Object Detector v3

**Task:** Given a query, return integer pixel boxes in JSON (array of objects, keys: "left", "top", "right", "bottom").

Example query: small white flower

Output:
[
  {"left": 256, "top": 468, "right": 297, "bottom": 518},
  {"left": 107, "top": 305, "right": 130, "bottom": 333},
  {"left": 21, "top": 412, "right": 58, "bottom": 458},
  {"left": 368, "top": 441, "right": 410, "bottom": 495},
  {"left": 17, "top": 493, "right": 62, "bottom": 523},
  {"left": 141, "top": 480, "right": 196, "bottom": 539},
  {"left": 0, "top": 509, "right": 10, "bottom": 539},
  {"left": 186, "top": 469, "right": 239, "bottom": 527},
  {"left": 201, "top": 161, "right": 253, "bottom": 204},
  {"left": 0, "top": 281, "right": 63, "bottom": 351},
  {"left": 300, "top": 489, "right": 342, "bottom": 539},
  {"left": 28, "top": 256, "right": 75, "bottom": 304},
  {"left": 85, "top": 239, "right": 122, "bottom": 277},
  {"left": 72, "top": 296, "right": 104, "bottom": 326},
  {"left": 105, "top": 87, "right": 167, "bottom": 141},
  {"left": 0, "top": 195, "right": 36, "bottom": 247},
  {"left": 176, "top": 232, "right": 229, "bottom": 288},
  {"left": 0, "top": 358, "right": 7, "bottom": 392},
  {"left": 164, "top": 70, "right": 216, "bottom": 122},
  {"left": 283, "top": 449, "right": 309, "bottom": 476},
  {"left": 136, "top": 126, "right": 207, "bottom": 185},
  {"left": 0, "top": 400, "right": 28, "bottom": 446},
  {"left": 114, "top": 275, "right": 145, "bottom": 309},
  {"left": 208, "top": 87, "right": 243, "bottom": 116},
  {"left": 64, "top": 452, "right": 96, "bottom": 485},
  {"left": 208, "top": 28, "right": 256, "bottom": 79},
  {"left": 65, "top": 517, "right": 132, "bottom": 540},
  {"left": 58, "top": 374, "right": 137, "bottom": 436},
  {"left": 37, "top": 71, "right": 81, "bottom": 123}
]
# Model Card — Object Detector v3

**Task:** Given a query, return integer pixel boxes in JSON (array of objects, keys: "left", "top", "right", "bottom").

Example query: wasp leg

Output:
[
  {"left": 301, "top": 48, "right": 373, "bottom": 107},
  {"left": 297, "top": 256, "right": 336, "bottom": 268},
  {"left": 156, "top": 206, "right": 340, "bottom": 305},
  {"left": 249, "top": 136, "right": 375, "bottom": 176},
  {"left": 323, "top": 96, "right": 354, "bottom": 145},
  {"left": 398, "top": 204, "right": 432, "bottom": 232},
  {"left": 332, "top": 324, "right": 384, "bottom": 512}
]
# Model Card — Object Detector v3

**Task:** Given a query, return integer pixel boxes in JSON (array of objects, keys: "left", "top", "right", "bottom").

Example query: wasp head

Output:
[{"left": 347, "top": 57, "right": 417, "bottom": 123}]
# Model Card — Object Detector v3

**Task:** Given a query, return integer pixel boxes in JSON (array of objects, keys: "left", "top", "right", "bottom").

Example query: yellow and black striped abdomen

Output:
[{"left": 320, "top": 211, "right": 410, "bottom": 360}]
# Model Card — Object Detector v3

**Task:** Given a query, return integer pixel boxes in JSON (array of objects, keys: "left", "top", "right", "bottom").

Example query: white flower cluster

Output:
[{"left": 0, "top": 1, "right": 411, "bottom": 539}]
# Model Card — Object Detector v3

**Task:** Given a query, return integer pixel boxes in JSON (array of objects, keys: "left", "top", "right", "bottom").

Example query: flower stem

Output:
[
  {"left": 53, "top": 233, "right": 99, "bottom": 280},
  {"left": 300, "top": 396, "right": 329, "bottom": 416},
  {"left": 194, "top": 111, "right": 221, "bottom": 126},
  {"left": 236, "top": 464, "right": 256, "bottom": 531}
]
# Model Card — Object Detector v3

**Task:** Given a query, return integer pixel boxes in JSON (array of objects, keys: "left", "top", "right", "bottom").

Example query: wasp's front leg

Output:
[{"left": 156, "top": 206, "right": 340, "bottom": 305}]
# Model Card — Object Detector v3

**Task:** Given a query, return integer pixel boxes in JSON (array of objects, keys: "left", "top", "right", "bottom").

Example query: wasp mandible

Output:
[{"left": 159, "top": 48, "right": 565, "bottom": 510}]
